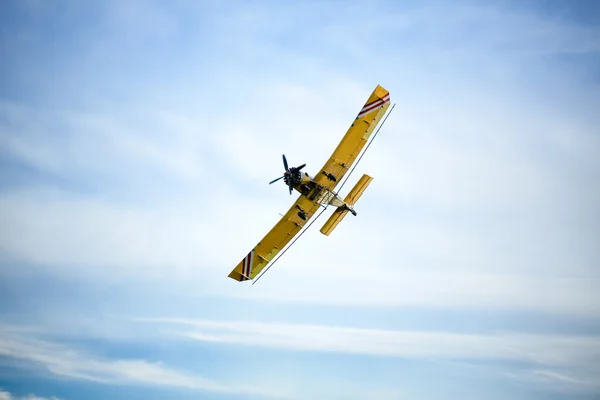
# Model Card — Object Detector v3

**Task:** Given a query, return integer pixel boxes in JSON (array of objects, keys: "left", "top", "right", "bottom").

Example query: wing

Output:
[
  {"left": 314, "top": 84, "right": 390, "bottom": 191},
  {"left": 228, "top": 195, "right": 321, "bottom": 282}
]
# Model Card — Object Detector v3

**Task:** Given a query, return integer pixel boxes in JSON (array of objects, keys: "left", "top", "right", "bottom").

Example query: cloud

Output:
[
  {"left": 501, "top": 368, "right": 600, "bottom": 394},
  {"left": 142, "top": 317, "right": 600, "bottom": 391},
  {"left": 145, "top": 317, "right": 600, "bottom": 364},
  {"left": 0, "top": 388, "right": 60, "bottom": 400},
  {"left": 0, "top": 326, "right": 287, "bottom": 398}
]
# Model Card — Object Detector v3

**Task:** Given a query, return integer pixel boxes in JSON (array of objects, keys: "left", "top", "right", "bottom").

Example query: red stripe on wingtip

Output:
[
  {"left": 360, "top": 100, "right": 384, "bottom": 113},
  {"left": 361, "top": 92, "right": 390, "bottom": 109},
  {"left": 357, "top": 101, "right": 386, "bottom": 118},
  {"left": 241, "top": 250, "right": 253, "bottom": 279}
]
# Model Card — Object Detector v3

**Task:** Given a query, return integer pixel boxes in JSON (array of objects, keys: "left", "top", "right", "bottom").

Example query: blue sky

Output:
[{"left": 1, "top": 0, "right": 599, "bottom": 399}]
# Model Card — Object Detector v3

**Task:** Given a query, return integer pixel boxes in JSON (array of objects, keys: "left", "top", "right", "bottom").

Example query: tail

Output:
[{"left": 320, "top": 174, "right": 373, "bottom": 236}]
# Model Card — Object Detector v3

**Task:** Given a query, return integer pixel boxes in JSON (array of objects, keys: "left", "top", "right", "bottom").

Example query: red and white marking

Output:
[
  {"left": 357, "top": 93, "right": 390, "bottom": 118},
  {"left": 241, "top": 250, "right": 255, "bottom": 280}
]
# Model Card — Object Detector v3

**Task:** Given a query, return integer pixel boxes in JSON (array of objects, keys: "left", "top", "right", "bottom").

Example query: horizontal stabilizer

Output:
[
  {"left": 320, "top": 208, "right": 349, "bottom": 236},
  {"left": 320, "top": 174, "right": 374, "bottom": 236},
  {"left": 344, "top": 174, "right": 373, "bottom": 206}
]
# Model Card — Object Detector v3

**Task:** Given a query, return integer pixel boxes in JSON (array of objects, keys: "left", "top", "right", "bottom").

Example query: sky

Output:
[{"left": 0, "top": 0, "right": 599, "bottom": 399}]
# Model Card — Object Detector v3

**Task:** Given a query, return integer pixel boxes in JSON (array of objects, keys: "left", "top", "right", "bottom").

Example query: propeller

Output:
[
  {"left": 282, "top": 153, "right": 289, "bottom": 171},
  {"left": 269, "top": 154, "right": 306, "bottom": 194},
  {"left": 268, "top": 175, "right": 284, "bottom": 184}
]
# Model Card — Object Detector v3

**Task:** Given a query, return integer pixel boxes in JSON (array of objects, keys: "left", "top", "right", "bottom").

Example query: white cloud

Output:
[
  {"left": 0, "top": 327, "right": 288, "bottom": 398},
  {"left": 0, "top": 388, "right": 61, "bottom": 400},
  {"left": 0, "top": 101, "right": 213, "bottom": 186},
  {"left": 145, "top": 317, "right": 600, "bottom": 365},
  {"left": 143, "top": 317, "right": 600, "bottom": 391},
  {"left": 501, "top": 368, "right": 600, "bottom": 394}
]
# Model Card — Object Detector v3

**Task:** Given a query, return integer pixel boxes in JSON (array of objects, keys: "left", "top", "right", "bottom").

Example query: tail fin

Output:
[{"left": 320, "top": 174, "right": 374, "bottom": 236}]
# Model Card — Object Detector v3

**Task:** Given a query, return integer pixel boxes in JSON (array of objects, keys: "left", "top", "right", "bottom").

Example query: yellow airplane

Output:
[{"left": 228, "top": 84, "right": 392, "bottom": 282}]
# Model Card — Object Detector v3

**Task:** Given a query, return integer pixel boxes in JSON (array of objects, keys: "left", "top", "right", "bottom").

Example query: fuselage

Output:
[{"left": 294, "top": 172, "right": 349, "bottom": 209}]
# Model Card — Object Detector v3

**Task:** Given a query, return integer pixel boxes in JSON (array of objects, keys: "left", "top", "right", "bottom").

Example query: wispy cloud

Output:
[
  {"left": 0, "top": 388, "right": 60, "bottom": 400},
  {"left": 144, "top": 317, "right": 600, "bottom": 362},
  {"left": 0, "top": 325, "right": 288, "bottom": 398},
  {"left": 139, "top": 317, "right": 600, "bottom": 391}
]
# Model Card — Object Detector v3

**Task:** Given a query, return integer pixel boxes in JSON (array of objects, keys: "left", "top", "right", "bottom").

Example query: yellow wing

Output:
[
  {"left": 314, "top": 84, "right": 390, "bottom": 191},
  {"left": 228, "top": 195, "right": 321, "bottom": 282}
]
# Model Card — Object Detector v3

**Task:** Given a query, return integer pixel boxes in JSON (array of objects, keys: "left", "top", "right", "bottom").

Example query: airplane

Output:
[{"left": 228, "top": 84, "right": 392, "bottom": 282}]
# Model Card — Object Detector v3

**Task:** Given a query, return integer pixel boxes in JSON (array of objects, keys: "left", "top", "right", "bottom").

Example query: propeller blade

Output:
[
  {"left": 282, "top": 154, "right": 289, "bottom": 171},
  {"left": 296, "top": 163, "right": 306, "bottom": 171},
  {"left": 269, "top": 175, "right": 284, "bottom": 184},
  {"left": 288, "top": 179, "right": 293, "bottom": 194}
]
